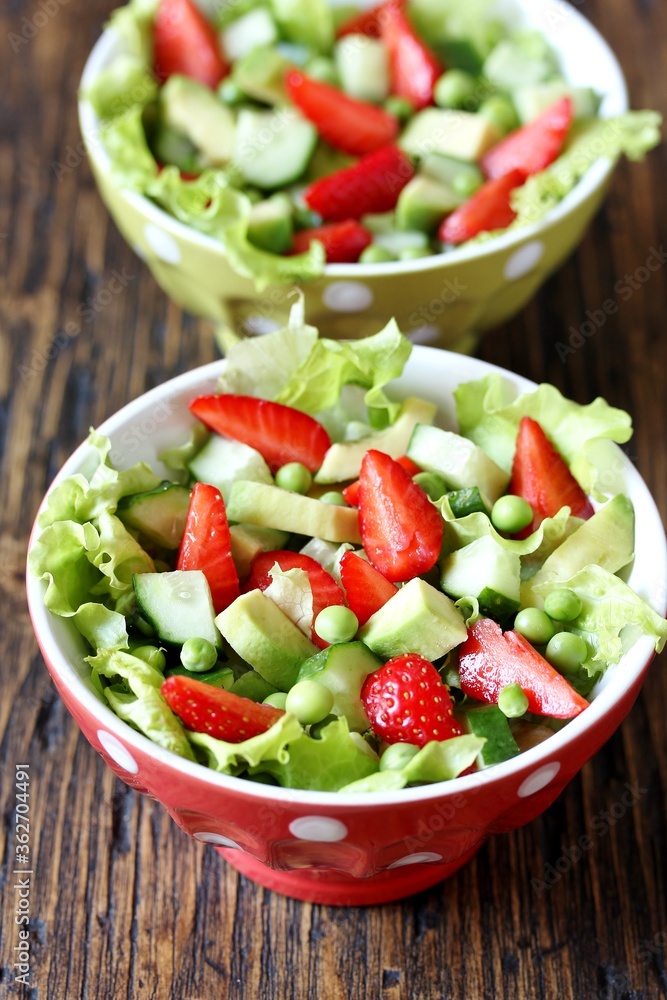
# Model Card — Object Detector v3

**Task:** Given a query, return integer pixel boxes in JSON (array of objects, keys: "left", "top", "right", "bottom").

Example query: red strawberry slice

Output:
[
  {"left": 481, "top": 97, "right": 573, "bottom": 180},
  {"left": 189, "top": 395, "right": 331, "bottom": 474},
  {"left": 153, "top": 0, "right": 228, "bottom": 88},
  {"left": 358, "top": 450, "right": 443, "bottom": 582},
  {"left": 162, "top": 675, "right": 284, "bottom": 742},
  {"left": 244, "top": 550, "right": 345, "bottom": 649},
  {"left": 304, "top": 145, "right": 415, "bottom": 221},
  {"left": 342, "top": 454, "right": 421, "bottom": 507},
  {"left": 509, "top": 416, "right": 594, "bottom": 536},
  {"left": 361, "top": 653, "right": 462, "bottom": 746},
  {"left": 381, "top": 3, "right": 442, "bottom": 110},
  {"left": 457, "top": 617, "right": 589, "bottom": 719},
  {"left": 285, "top": 70, "right": 399, "bottom": 156},
  {"left": 339, "top": 550, "right": 397, "bottom": 626},
  {"left": 291, "top": 220, "right": 373, "bottom": 263},
  {"left": 336, "top": 0, "right": 404, "bottom": 38},
  {"left": 176, "top": 482, "right": 240, "bottom": 614},
  {"left": 438, "top": 169, "right": 524, "bottom": 245}
]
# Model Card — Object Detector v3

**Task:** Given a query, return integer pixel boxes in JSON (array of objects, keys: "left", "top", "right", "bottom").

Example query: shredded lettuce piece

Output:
[
  {"left": 532, "top": 565, "right": 667, "bottom": 673},
  {"left": 250, "top": 717, "right": 379, "bottom": 791},
  {"left": 189, "top": 713, "right": 304, "bottom": 773},
  {"left": 88, "top": 649, "right": 195, "bottom": 759},
  {"left": 340, "top": 735, "right": 485, "bottom": 793},
  {"left": 454, "top": 374, "right": 632, "bottom": 495},
  {"left": 264, "top": 566, "right": 314, "bottom": 637}
]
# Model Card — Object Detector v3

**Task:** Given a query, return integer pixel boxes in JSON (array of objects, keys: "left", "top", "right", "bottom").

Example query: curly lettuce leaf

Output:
[
  {"left": 454, "top": 374, "right": 632, "bottom": 495},
  {"left": 532, "top": 564, "right": 667, "bottom": 673},
  {"left": 340, "top": 735, "right": 485, "bottom": 793},
  {"left": 251, "top": 717, "right": 379, "bottom": 791},
  {"left": 72, "top": 604, "right": 129, "bottom": 651},
  {"left": 28, "top": 520, "right": 101, "bottom": 615},
  {"left": 88, "top": 512, "right": 155, "bottom": 614},
  {"left": 88, "top": 649, "right": 195, "bottom": 759},
  {"left": 83, "top": 0, "right": 158, "bottom": 119},
  {"left": 189, "top": 713, "right": 304, "bottom": 773}
]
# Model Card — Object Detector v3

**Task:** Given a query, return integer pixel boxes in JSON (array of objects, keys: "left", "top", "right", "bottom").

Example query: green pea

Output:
[
  {"left": 309, "top": 713, "right": 338, "bottom": 739},
  {"left": 478, "top": 95, "right": 520, "bottom": 136},
  {"left": 180, "top": 637, "right": 218, "bottom": 674},
  {"left": 412, "top": 471, "right": 448, "bottom": 501},
  {"left": 275, "top": 462, "right": 313, "bottom": 494},
  {"left": 314, "top": 605, "right": 359, "bottom": 644},
  {"left": 263, "top": 691, "right": 288, "bottom": 710},
  {"left": 434, "top": 69, "right": 478, "bottom": 109},
  {"left": 452, "top": 171, "right": 482, "bottom": 199},
  {"left": 491, "top": 495, "right": 533, "bottom": 534},
  {"left": 379, "top": 742, "right": 420, "bottom": 771},
  {"left": 359, "top": 244, "right": 397, "bottom": 264},
  {"left": 285, "top": 680, "right": 335, "bottom": 725},
  {"left": 545, "top": 632, "right": 589, "bottom": 675},
  {"left": 218, "top": 78, "right": 244, "bottom": 105},
  {"left": 132, "top": 645, "right": 167, "bottom": 672},
  {"left": 398, "top": 246, "right": 431, "bottom": 261},
  {"left": 498, "top": 683, "right": 529, "bottom": 718},
  {"left": 514, "top": 608, "right": 555, "bottom": 646},
  {"left": 544, "top": 589, "right": 583, "bottom": 622},
  {"left": 384, "top": 95, "right": 414, "bottom": 122},
  {"left": 319, "top": 491, "right": 347, "bottom": 505},
  {"left": 306, "top": 56, "right": 339, "bottom": 86}
]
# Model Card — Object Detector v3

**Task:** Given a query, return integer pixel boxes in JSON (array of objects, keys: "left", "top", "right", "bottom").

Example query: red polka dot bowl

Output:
[{"left": 26, "top": 348, "right": 667, "bottom": 905}]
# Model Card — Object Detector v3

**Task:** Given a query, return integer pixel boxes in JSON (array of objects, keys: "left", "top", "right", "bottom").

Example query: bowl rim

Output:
[
  {"left": 26, "top": 346, "right": 667, "bottom": 808},
  {"left": 77, "top": 0, "right": 629, "bottom": 281}
]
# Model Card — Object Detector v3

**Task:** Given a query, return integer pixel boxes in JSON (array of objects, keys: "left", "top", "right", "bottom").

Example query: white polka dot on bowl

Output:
[
  {"left": 97, "top": 730, "right": 139, "bottom": 775},
  {"left": 143, "top": 223, "right": 182, "bottom": 265},
  {"left": 503, "top": 240, "right": 545, "bottom": 281},
  {"left": 387, "top": 851, "right": 443, "bottom": 869},
  {"left": 322, "top": 281, "right": 374, "bottom": 313},
  {"left": 517, "top": 762, "right": 561, "bottom": 798},
  {"left": 193, "top": 832, "right": 241, "bottom": 849},
  {"left": 288, "top": 816, "right": 348, "bottom": 842}
]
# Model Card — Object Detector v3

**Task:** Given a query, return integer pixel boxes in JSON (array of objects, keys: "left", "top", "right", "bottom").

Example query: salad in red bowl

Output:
[{"left": 29, "top": 310, "right": 667, "bottom": 792}]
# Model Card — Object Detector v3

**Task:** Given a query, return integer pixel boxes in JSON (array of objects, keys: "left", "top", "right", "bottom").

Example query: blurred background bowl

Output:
[
  {"left": 26, "top": 347, "right": 667, "bottom": 905},
  {"left": 78, "top": 0, "right": 629, "bottom": 352}
]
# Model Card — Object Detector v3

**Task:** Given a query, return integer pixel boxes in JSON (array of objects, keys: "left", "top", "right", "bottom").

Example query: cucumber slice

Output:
[
  {"left": 133, "top": 571, "right": 220, "bottom": 648},
  {"left": 222, "top": 8, "right": 278, "bottom": 61},
  {"left": 462, "top": 705, "right": 520, "bottom": 767},
  {"left": 248, "top": 195, "right": 294, "bottom": 254},
  {"left": 118, "top": 482, "right": 191, "bottom": 549},
  {"left": 189, "top": 434, "right": 273, "bottom": 503},
  {"left": 372, "top": 230, "right": 430, "bottom": 255},
  {"left": 444, "top": 487, "right": 490, "bottom": 519},
  {"left": 297, "top": 641, "right": 381, "bottom": 732},
  {"left": 234, "top": 107, "right": 317, "bottom": 189},
  {"left": 440, "top": 536, "right": 520, "bottom": 622}
]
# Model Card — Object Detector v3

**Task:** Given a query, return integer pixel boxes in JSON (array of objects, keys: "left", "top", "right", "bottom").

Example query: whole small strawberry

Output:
[{"left": 361, "top": 653, "right": 462, "bottom": 748}]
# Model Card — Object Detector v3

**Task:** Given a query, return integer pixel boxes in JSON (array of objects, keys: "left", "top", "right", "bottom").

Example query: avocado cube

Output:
[
  {"left": 396, "top": 174, "right": 464, "bottom": 233},
  {"left": 359, "top": 578, "right": 467, "bottom": 661}
]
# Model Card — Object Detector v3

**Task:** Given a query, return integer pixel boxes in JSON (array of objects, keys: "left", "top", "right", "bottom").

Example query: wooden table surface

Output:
[{"left": 2, "top": 1, "right": 667, "bottom": 997}]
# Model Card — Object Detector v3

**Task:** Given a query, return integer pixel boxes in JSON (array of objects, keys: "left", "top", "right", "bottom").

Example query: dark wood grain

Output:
[{"left": 1, "top": 1, "right": 666, "bottom": 997}]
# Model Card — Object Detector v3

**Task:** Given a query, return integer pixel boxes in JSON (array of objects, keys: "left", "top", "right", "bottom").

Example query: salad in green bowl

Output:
[
  {"left": 29, "top": 309, "right": 667, "bottom": 793},
  {"left": 84, "top": 0, "right": 661, "bottom": 283}
]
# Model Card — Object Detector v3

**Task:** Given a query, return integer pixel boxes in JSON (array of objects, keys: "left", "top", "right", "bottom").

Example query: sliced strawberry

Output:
[
  {"left": 339, "top": 550, "right": 397, "bottom": 626},
  {"left": 244, "top": 550, "right": 345, "bottom": 649},
  {"left": 336, "top": 0, "right": 404, "bottom": 38},
  {"left": 162, "top": 675, "right": 284, "bottom": 742},
  {"left": 343, "top": 455, "right": 421, "bottom": 507},
  {"left": 153, "top": 0, "right": 228, "bottom": 88},
  {"left": 509, "top": 416, "right": 594, "bottom": 536},
  {"left": 381, "top": 3, "right": 442, "bottom": 111},
  {"left": 189, "top": 395, "right": 331, "bottom": 474},
  {"left": 457, "top": 617, "right": 589, "bottom": 719},
  {"left": 291, "top": 220, "right": 373, "bottom": 263},
  {"left": 438, "top": 168, "right": 524, "bottom": 245},
  {"left": 361, "top": 653, "right": 462, "bottom": 746},
  {"left": 481, "top": 97, "right": 573, "bottom": 180},
  {"left": 358, "top": 450, "right": 443, "bottom": 582},
  {"left": 285, "top": 70, "right": 399, "bottom": 156},
  {"left": 176, "top": 482, "right": 239, "bottom": 614},
  {"left": 304, "top": 145, "right": 415, "bottom": 222}
]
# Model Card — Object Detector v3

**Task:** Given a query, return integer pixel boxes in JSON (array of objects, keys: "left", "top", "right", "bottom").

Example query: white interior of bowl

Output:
[
  {"left": 78, "top": 0, "right": 629, "bottom": 278},
  {"left": 26, "top": 348, "right": 667, "bottom": 807}
]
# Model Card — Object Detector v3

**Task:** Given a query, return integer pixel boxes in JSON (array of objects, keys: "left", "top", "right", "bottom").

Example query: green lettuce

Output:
[
  {"left": 264, "top": 566, "right": 314, "bottom": 636},
  {"left": 250, "top": 717, "right": 379, "bottom": 791},
  {"left": 88, "top": 512, "right": 155, "bottom": 614},
  {"left": 454, "top": 374, "right": 632, "bottom": 495},
  {"left": 29, "top": 520, "right": 102, "bottom": 615},
  {"left": 158, "top": 424, "right": 209, "bottom": 482},
  {"left": 83, "top": 0, "right": 158, "bottom": 119},
  {"left": 72, "top": 604, "right": 129, "bottom": 651},
  {"left": 88, "top": 649, "right": 195, "bottom": 759},
  {"left": 189, "top": 713, "right": 304, "bottom": 773},
  {"left": 532, "top": 565, "right": 667, "bottom": 673},
  {"left": 340, "top": 735, "right": 485, "bottom": 793}
]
